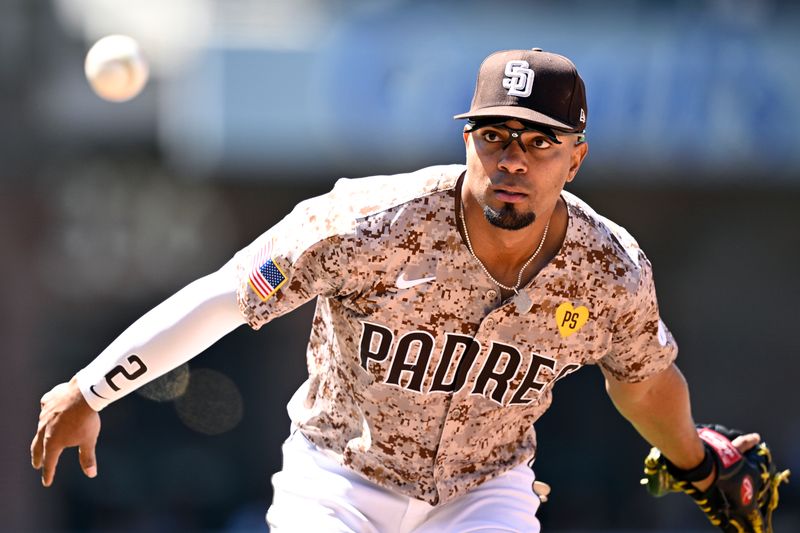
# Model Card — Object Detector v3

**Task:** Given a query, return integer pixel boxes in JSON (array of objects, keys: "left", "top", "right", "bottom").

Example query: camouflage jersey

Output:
[{"left": 234, "top": 164, "right": 677, "bottom": 505}]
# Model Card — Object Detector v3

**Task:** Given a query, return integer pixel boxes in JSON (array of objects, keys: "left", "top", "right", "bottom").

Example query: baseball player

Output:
[{"left": 31, "top": 49, "right": 777, "bottom": 532}]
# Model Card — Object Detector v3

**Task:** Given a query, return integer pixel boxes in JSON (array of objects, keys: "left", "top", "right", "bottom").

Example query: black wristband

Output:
[{"left": 664, "top": 443, "right": 715, "bottom": 483}]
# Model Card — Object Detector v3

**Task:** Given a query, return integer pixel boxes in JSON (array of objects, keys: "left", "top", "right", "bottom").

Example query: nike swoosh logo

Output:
[
  {"left": 396, "top": 273, "right": 436, "bottom": 289},
  {"left": 89, "top": 385, "right": 107, "bottom": 399}
]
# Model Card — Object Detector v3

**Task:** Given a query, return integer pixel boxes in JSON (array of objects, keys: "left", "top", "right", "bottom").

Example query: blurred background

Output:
[{"left": 2, "top": 0, "right": 799, "bottom": 531}]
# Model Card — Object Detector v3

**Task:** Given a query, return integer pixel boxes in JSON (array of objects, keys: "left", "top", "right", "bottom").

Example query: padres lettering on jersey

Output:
[
  {"left": 359, "top": 322, "right": 581, "bottom": 405},
  {"left": 234, "top": 164, "right": 677, "bottom": 504}
]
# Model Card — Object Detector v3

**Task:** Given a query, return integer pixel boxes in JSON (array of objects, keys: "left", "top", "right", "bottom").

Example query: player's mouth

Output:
[{"left": 492, "top": 188, "right": 528, "bottom": 203}]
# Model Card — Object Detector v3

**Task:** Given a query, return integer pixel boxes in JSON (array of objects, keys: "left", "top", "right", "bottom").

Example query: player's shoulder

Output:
[
  {"left": 328, "top": 164, "right": 464, "bottom": 216},
  {"left": 563, "top": 190, "right": 650, "bottom": 278},
  {"left": 284, "top": 164, "right": 463, "bottom": 246}
]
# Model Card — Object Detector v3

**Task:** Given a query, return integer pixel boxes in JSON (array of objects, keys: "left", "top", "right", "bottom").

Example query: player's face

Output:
[{"left": 463, "top": 120, "right": 588, "bottom": 230}]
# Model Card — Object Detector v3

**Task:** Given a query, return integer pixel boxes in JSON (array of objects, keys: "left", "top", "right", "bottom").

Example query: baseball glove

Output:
[{"left": 641, "top": 424, "right": 790, "bottom": 532}]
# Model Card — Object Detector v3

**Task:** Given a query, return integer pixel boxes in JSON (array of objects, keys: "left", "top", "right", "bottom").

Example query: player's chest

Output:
[{"left": 346, "top": 260, "right": 613, "bottom": 407}]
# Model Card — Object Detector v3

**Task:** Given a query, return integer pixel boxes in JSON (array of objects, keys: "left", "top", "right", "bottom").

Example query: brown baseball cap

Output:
[{"left": 454, "top": 48, "right": 587, "bottom": 133}]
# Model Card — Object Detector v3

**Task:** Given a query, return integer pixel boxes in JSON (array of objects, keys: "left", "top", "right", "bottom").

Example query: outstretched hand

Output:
[{"left": 31, "top": 377, "right": 101, "bottom": 487}]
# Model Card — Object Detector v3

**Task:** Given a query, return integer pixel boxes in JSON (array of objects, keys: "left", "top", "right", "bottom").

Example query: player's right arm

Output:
[
  {"left": 31, "top": 178, "right": 360, "bottom": 487},
  {"left": 30, "top": 261, "right": 246, "bottom": 487}
]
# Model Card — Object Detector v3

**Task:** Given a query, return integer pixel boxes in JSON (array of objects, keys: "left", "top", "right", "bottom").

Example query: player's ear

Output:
[
  {"left": 566, "top": 141, "right": 588, "bottom": 183},
  {"left": 463, "top": 129, "right": 475, "bottom": 157}
]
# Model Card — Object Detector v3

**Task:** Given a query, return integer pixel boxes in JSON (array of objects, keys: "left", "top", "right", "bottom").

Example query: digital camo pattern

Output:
[{"left": 234, "top": 164, "right": 677, "bottom": 505}]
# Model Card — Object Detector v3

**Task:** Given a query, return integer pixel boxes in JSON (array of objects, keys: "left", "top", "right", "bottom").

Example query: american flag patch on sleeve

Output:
[{"left": 248, "top": 240, "right": 287, "bottom": 302}]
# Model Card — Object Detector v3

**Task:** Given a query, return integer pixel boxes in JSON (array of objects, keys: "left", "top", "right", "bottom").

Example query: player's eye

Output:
[
  {"left": 528, "top": 137, "right": 553, "bottom": 150},
  {"left": 481, "top": 130, "right": 504, "bottom": 143}
]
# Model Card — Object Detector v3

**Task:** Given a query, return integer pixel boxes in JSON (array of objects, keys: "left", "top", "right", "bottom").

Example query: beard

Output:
[{"left": 484, "top": 203, "right": 536, "bottom": 230}]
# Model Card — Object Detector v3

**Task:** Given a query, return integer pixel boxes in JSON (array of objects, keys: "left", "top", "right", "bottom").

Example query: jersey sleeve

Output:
[
  {"left": 600, "top": 253, "right": 678, "bottom": 382},
  {"left": 233, "top": 189, "right": 357, "bottom": 329},
  {"left": 76, "top": 265, "right": 246, "bottom": 411}
]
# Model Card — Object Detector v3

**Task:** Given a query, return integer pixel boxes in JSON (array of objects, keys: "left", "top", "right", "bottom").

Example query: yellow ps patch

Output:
[{"left": 555, "top": 302, "right": 589, "bottom": 338}]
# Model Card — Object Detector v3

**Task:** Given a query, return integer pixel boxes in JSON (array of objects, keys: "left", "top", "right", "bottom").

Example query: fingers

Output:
[
  {"left": 40, "top": 435, "right": 65, "bottom": 487},
  {"left": 732, "top": 432, "right": 761, "bottom": 453},
  {"left": 33, "top": 386, "right": 59, "bottom": 470},
  {"left": 31, "top": 402, "right": 54, "bottom": 470},
  {"left": 33, "top": 381, "right": 102, "bottom": 486},
  {"left": 78, "top": 441, "right": 98, "bottom": 479},
  {"left": 533, "top": 480, "right": 551, "bottom": 503},
  {"left": 33, "top": 421, "right": 100, "bottom": 484},
  {"left": 30, "top": 426, "right": 44, "bottom": 470}
]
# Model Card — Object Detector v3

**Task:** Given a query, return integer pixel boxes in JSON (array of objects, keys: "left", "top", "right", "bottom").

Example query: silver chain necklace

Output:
[{"left": 459, "top": 200, "right": 548, "bottom": 312}]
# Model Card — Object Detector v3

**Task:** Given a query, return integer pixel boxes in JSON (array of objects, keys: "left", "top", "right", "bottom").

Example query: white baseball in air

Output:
[{"left": 84, "top": 35, "right": 149, "bottom": 102}]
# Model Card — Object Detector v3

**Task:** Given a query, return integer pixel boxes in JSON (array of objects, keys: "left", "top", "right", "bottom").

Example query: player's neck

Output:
[{"left": 459, "top": 197, "right": 568, "bottom": 289}]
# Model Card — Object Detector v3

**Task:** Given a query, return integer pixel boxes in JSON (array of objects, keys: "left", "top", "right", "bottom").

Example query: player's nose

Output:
[{"left": 497, "top": 142, "right": 528, "bottom": 174}]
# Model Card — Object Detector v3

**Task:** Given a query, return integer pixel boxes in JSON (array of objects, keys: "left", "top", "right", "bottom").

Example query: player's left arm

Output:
[
  {"left": 603, "top": 363, "right": 763, "bottom": 491},
  {"left": 611, "top": 364, "right": 791, "bottom": 533},
  {"left": 602, "top": 362, "right": 716, "bottom": 488},
  {"left": 602, "top": 250, "right": 789, "bottom": 530}
]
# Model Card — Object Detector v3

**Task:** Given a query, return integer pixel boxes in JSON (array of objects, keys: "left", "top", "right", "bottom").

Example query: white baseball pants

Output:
[{"left": 267, "top": 430, "right": 541, "bottom": 532}]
